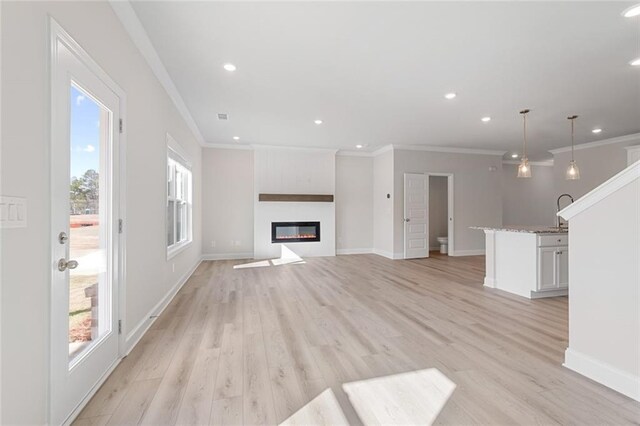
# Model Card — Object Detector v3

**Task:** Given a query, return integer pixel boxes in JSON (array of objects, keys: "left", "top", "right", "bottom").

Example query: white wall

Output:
[
  {"left": 563, "top": 177, "right": 640, "bottom": 401},
  {"left": 336, "top": 155, "right": 373, "bottom": 253},
  {"left": 393, "top": 149, "right": 503, "bottom": 257},
  {"left": 502, "top": 163, "right": 556, "bottom": 226},
  {"left": 428, "top": 176, "right": 448, "bottom": 249},
  {"left": 201, "top": 148, "right": 254, "bottom": 258},
  {"left": 373, "top": 149, "right": 395, "bottom": 257},
  {"left": 553, "top": 135, "right": 640, "bottom": 200},
  {"left": 0, "top": 2, "right": 202, "bottom": 423}
]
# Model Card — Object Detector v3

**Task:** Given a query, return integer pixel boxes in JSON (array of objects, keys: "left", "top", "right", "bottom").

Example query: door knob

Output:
[
  {"left": 405, "top": 218, "right": 410, "bottom": 222},
  {"left": 58, "top": 258, "right": 79, "bottom": 272}
]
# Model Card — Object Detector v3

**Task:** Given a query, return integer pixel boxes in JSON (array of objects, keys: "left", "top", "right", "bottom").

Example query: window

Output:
[{"left": 167, "top": 139, "right": 192, "bottom": 258}]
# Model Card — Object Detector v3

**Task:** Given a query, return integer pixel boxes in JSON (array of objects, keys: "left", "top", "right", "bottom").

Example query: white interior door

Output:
[
  {"left": 50, "top": 23, "right": 122, "bottom": 424},
  {"left": 404, "top": 173, "right": 429, "bottom": 259}
]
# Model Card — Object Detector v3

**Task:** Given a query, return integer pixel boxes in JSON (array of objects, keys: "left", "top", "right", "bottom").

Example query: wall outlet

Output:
[
  {"left": 172, "top": 263, "right": 175, "bottom": 273},
  {"left": 211, "top": 240, "right": 216, "bottom": 248}
]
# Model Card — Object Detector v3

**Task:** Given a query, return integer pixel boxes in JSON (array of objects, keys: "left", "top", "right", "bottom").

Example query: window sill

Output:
[{"left": 167, "top": 239, "right": 193, "bottom": 260}]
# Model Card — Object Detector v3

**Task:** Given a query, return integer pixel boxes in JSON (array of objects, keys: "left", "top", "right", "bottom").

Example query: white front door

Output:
[
  {"left": 50, "top": 22, "right": 122, "bottom": 424},
  {"left": 404, "top": 173, "right": 429, "bottom": 259}
]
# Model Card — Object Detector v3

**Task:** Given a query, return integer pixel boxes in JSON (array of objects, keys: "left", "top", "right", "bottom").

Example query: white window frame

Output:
[{"left": 166, "top": 134, "right": 193, "bottom": 259}]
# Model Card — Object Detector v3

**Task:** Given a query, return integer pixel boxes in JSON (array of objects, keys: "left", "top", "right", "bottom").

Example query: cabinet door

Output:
[
  {"left": 557, "top": 248, "right": 569, "bottom": 288},
  {"left": 538, "top": 247, "right": 558, "bottom": 291}
]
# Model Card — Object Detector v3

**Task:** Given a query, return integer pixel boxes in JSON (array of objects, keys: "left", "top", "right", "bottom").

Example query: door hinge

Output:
[
  {"left": 119, "top": 119, "right": 123, "bottom": 134},
  {"left": 118, "top": 219, "right": 123, "bottom": 234},
  {"left": 118, "top": 320, "right": 122, "bottom": 334}
]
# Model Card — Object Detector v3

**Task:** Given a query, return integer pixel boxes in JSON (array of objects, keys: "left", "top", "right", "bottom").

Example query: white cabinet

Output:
[
  {"left": 536, "top": 238, "right": 568, "bottom": 295},
  {"left": 481, "top": 229, "right": 569, "bottom": 299}
]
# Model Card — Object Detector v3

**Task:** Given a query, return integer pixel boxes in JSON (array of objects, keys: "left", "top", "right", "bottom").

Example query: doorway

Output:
[
  {"left": 50, "top": 20, "right": 125, "bottom": 425},
  {"left": 404, "top": 173, "right": 454, "bottom": 259},
  {"left": 429, "top": 176, "right": 449, "bottom": 256}
]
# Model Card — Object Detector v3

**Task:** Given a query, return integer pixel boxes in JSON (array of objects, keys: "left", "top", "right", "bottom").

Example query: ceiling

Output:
[{"left": 130, "top": 1, "right": 640, "bottom": 160}]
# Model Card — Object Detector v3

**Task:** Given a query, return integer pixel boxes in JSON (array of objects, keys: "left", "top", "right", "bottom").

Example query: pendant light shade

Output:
[
  {"left": 517, "top": 158, "right": 531, "bottom": 178},
  {"left": 517, "top": 109, "right": 532, "bottom": 178},
  {"left": 566, "top": 160, "right": 580, "bottom": 180},
  {"left": 565, "top": 115, "right": 580, "bottom": 180}
]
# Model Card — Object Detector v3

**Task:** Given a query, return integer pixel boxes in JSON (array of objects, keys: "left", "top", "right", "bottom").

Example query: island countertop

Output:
[{"left": 471, "top": 225, "right": 568, "bottom": 234}]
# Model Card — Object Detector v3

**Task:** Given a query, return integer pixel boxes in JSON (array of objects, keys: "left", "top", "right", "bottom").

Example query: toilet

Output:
[{"left": 437, "top": 237, "right": 448, "bottom": 254}]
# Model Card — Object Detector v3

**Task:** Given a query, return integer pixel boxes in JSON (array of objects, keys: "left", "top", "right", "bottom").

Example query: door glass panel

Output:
[{"left": 68, "top": 84, "right": 111, "bottom": 364}]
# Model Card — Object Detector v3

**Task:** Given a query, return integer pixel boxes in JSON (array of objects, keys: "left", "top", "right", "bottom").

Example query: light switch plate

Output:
[{"left": 0, "top": 196, "right": 27, "bottom": 228}]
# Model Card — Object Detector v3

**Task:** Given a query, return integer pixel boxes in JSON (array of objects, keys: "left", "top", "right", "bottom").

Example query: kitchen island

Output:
[{"left": 473, "top": 226, "right": 568, "bottom": 299}]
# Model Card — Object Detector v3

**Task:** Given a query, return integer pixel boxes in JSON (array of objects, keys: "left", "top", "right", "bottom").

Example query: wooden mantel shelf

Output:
[{"left": 258, "top": 193, "right": 334, "bottom": 202}]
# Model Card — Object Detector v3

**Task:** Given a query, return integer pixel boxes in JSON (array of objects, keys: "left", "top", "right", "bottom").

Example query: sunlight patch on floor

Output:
[
  {"left": 342, "top": 368, "right": 456, "bottom": 425},
  {"left": 279, "top": 369, "right": 456, "bottom": 425},
  {"left": 234, "top": 244, "right": 306, "bottom": 269},
  {"left": 279, "top": 388, "right": 349, "bottom": 426},
  {"left": 233, "top": 260, "right": 272, "bottom": 269}
]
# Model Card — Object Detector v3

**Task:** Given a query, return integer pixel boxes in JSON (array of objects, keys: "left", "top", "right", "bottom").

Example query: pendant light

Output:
[
  {"left": 566, "top": 115, "right": 580, "bottom": 180},
  {"left": 517, "top": 109, "right": 532, "bottom": 178}
]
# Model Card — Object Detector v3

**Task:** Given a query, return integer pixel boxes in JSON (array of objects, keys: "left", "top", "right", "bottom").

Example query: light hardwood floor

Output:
[{"left": 74, "top": 254, "right": 640, "bottom": 425}]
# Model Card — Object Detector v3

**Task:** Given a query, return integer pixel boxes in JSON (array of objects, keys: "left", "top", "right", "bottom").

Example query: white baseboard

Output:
[
  {"left": 201, "top": 252, "right": 254, "bottom": 261},
  {"left": 451, "top": 249, "right": 485, "bottom": 256},
  {"left": 372, "top": 249, "right": 395, "bottom": 259},
  {"left": 483, "top": 277, "right": 497, "bottom": 288},
  {"left": 564, "top": 347, "right": 640, "bottom": 402},
  {"left": 124, "top": 257, "right": 202, "bottom": 353},
  {"left": 337, "top": 248, "right": 373, "bottom": 255}
]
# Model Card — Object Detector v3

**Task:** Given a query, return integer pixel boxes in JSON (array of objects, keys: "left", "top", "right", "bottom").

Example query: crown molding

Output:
[
  {"left": 336, "top": 150, "right": 374, "bottom": 157},
  {"left": 503, "top": 159, "right": 554, "bottom": 167},
  {"left": 250, "top": 144, "right": 338, "bottom": 154},
  {"left": 548, "top": 133, "right": 640, "bottom": 155},
  {"left": 202, "top": 143, "right": 253, "bottom": 151},
  {"left": 109, "top": 1, "right": 206, "bottom": 146},
  {"left": 372, "top": 145, "right": 394, "bottom": 156},
  {"left": 391, "top": 144, "right": 506, "bottom": 156},
  {"left": 559, "top": 160, "right": 640, "bottom": 220}
]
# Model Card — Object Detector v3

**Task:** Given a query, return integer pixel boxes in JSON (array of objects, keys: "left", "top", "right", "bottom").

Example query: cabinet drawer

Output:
[{"left": 538, "top": 234, "right": 568, "bottom": 247}]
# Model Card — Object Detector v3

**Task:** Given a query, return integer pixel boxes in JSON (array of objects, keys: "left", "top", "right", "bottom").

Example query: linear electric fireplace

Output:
[{"left": 271, "top": 221, "right": 320, "bottom": 243}]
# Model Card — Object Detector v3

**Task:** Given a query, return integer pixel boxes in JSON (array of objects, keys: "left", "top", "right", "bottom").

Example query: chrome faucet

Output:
[{"left": 556, "top": 193, "right": 574, "bottom": 229}]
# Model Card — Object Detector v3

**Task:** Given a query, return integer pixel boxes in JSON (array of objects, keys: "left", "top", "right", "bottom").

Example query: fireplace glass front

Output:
[{"left": 271, "top": 222, "right": 320, "bottom": 243}]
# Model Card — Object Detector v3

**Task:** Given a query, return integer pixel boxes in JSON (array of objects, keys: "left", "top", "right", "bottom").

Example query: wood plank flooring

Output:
[{"left": 75, "top": 254, "right": 640, "bottom": 425}]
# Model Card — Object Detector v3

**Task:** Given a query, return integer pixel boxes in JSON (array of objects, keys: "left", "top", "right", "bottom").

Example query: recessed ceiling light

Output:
[
  {"left": 511, "top": 153, "right": 519, "bottom": 158},
  {"left": 223, "top": 63, "right": 236, "bottom": 72},
  {"left": 233, "top": 136, "right": 240, "bottom": 141},
  {"left": 444, "top": 93, "right": 457, "bottom": 100},
  {"left": 481, "top": 116, "right": 491, "bottom": 122},
  {"left": 592, "top": 128, "right": 603, "bottom": 134},
  {"left": 622, "top": 4, "right": 640, "bottom": 17},
  {"left": 314, "top": 119, "right": 323, "bottom": 125},
  {"left": 356, "top": 144, "right": 363, "bottom": 149},
  {"left": 631, "top": 58, "right": 640, "bottom": 66}
]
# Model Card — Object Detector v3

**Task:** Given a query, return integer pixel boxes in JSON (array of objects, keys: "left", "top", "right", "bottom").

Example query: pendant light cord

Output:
[
  {"left": 568, "top": 115, "right": 578, "bottom": 162},
  {"left": 520, "top": 109, "right": 530, "bottom": 157},
  {"left": 523, "top": 113, "right": 527, "bottom": 157},
  {"left": 571, "top": 119, "right": 574, "bottom": 161}
]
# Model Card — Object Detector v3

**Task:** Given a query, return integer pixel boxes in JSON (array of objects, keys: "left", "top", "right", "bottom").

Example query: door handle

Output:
[
  {"left": 405, "top": 218, "right": 410, "bottom": 222},
  {"left": 58, "top": 258, "right": 79, "bottom": 272}
]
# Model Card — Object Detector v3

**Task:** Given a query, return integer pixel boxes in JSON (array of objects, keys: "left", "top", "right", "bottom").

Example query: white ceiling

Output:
[{"left": 130, "top": 1, "right": 640, "bottom": 160}]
